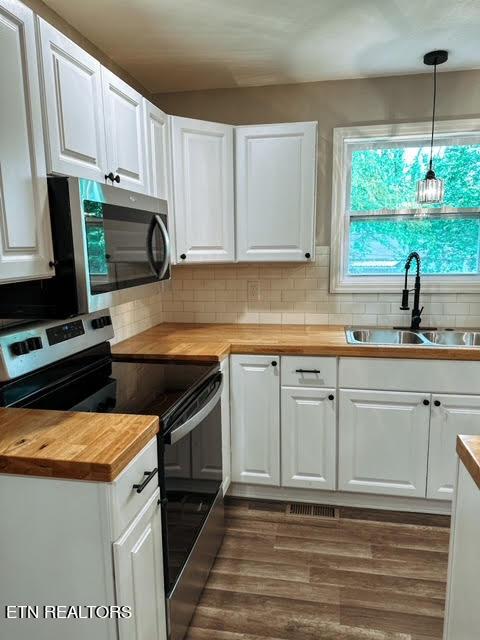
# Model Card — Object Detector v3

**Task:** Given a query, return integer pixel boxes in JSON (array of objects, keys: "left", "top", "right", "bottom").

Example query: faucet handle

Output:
[
  {"left": 419, "top": 306, "right": 424, "bottom": 317},
  {"left": 400, "top": 289, "right": 410, "bottom": 311}
]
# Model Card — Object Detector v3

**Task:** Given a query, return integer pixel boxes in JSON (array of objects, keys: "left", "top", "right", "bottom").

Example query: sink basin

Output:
[
  {"left": 346, "top": 327, "right": 480, "bottom": 348},
  {"left": 346, "top": 328, "right": 427, "bottom": 345},
  {"left": 421, "top": 330, "right": 480, "bottom": 347}
]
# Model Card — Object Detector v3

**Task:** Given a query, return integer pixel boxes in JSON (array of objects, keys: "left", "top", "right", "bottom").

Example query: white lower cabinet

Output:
[
  {"left": 338, "top": 389, "right": 431, "bottom": 498},
  {"left": 114, "top": 490, "right": 166, "bottom": 640},
  {"left": 281, "top": 386, "right": 336, "bottom": 490},
  {"left": 428, "top": 394, "right": 480, "bottom": 500},
  {"left": 0, "top": 437, "right": 167, "bottom": 640},
  {"left": 231, "top": 355, "right": 280, "bottom": 486}
]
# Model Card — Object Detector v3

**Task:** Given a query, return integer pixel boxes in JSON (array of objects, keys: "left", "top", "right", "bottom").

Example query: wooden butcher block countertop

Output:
[
  {"left": 0, "top": 408, "right": 158, "bottom": 482},
  {"left": 112, "top": 323, "right": 480, "bottom": 362},
  {"left": 457, "top": 435, "right": 480, "bottom": 491}
]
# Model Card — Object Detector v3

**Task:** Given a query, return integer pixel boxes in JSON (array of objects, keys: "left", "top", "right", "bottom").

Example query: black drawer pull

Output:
[
  {"left": 423, "top": 399, "right": 430, "bottom": 406},
  {"left": 133, "top": 468, "right": 158, "bottom": 494},
  {"left": 295, "top": 369, "right": 321, "bottom": 374},
  {"left": 434, "top": 400, "right": 441, "bottom": 407}
]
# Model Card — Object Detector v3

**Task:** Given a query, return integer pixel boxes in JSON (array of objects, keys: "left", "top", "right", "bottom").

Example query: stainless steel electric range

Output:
[{"left": 0, "top": 311, "right": 224, "bottom": 640}]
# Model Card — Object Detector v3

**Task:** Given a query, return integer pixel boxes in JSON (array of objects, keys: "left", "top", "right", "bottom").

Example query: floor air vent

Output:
[{"left": 286, "top": 503, "right": 338, "bottom": 519}]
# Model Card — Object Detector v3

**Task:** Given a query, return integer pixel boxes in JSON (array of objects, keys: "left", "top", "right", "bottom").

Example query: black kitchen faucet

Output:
[{"left": 400, "top": 252, "right": 423, "bottom": 330}]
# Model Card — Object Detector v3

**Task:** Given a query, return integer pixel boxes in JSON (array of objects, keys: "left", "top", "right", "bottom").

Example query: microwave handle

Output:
[
  {"left": 168, "top": 379, "right": 223, "bottom": 445},
  {"left": 147, "top": 215, "right": 171, "bottom": 279}
]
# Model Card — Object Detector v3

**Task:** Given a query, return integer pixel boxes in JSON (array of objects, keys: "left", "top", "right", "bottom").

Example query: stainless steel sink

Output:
[
  {"left": 346, "top": 328, "right": 428, "bottom": 345},
  {"left": 421, "top": 330, "right": 480, "bottom": 347},
  {"left": 345, "top": 327, "right": 480, "bottom": 348}
]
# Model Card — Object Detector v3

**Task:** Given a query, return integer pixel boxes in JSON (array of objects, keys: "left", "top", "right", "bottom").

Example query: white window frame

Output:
[{"left": 330, "top": 118, "right": 480, "bottom": 293}]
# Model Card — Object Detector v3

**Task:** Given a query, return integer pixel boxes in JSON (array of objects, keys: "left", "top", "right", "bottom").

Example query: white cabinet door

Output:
[
  {"left": 145, "top": 102, "right": 176, "bottom": 261},
  {"left": 0, "top": 0, "right": 54, "bottom": 284},
  {"left": 338, "top": 389, "right": 430, "bottom": 497},
  {"left": 145, "top": 102, "right": 171, "bottom": 201},
  {"left": 102, "top": 68, "right": 148, "bottom": 194},
  {"left": 428, "top": 394, "right": 480, "bottom": 501},
  {"left": 235, "top": 122, "right": 317, "bottom": 262},
  {"left": 171, "top": 116, "right": 234, "bottom": 263},
  {"left": 114, "top": 489, "right": 167, "bottom": 640},
  {"left": 37, "top": 18, "right": 107, "bottom": 182},
  {"left": 221, "top": 358, "right": 231, "bottom": 494},
  {"left": 281, "top": 386, "right": 336, "bottom": 490},
  {"left": 231, "top": 355, "right": 280, "bottom": 486}
]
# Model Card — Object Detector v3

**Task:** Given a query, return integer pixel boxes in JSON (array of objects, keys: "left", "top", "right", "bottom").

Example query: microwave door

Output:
[{"left": 84, "top": 203, "right": 170, "bottom": 296}]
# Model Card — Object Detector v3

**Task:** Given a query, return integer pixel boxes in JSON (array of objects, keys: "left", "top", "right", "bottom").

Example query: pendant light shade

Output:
[
  {"left": 417, "top": 50, "right": 448, "bottom": 205},
  {"left": 417, "top": 170, "right": 444, "bottom": 204}
]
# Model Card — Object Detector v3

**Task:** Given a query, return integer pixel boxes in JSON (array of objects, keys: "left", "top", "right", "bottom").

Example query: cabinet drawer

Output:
[
  {"left": 281, "top": 356, "right": 336, "bottom": 387},
  {"left": 110, "top": 437, "right": 158, "bottom": 538},
  {"left": 339, "top": 358, "right": 480, "bottom": 394}
]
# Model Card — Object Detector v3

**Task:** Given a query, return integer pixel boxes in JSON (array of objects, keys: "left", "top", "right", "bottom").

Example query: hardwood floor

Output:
[{"left": 186, "top": 498, "right": 450, "bottom": 640}]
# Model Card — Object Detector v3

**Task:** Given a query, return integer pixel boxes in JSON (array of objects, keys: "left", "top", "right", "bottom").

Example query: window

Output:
[{"left": 330, "top": 120, "right": 480, "bottom": 292}]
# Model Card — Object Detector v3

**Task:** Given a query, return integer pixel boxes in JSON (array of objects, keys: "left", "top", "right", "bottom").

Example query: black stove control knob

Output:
[
  {"left": 10, "top": 340, "right": 30, "bottom": 356},
  {"left": 26, "top": 337, "right": 43, "bottom": 351},
  {"left": 91, "top": 315, "right": 112, "bottom": 330}
]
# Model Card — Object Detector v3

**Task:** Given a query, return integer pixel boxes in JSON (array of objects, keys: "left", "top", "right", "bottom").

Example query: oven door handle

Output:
[
  {"left": 147, "top": 214, "right": 171, "bottom": 279},
  {"left": 168, "top": 379, "right": 223, "bottom": 445}
]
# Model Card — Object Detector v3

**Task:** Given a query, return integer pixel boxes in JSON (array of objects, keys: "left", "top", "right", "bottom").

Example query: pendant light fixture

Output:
[{"left": 417, "top": 49, "right": 449, "bottom": 205}]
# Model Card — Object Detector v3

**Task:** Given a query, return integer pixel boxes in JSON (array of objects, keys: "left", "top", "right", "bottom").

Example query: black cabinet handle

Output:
[
  {"left": 132, "top": 468, "right": 158, "bottom": 494},
  {"left": 180, "top": 253, "right": 186, "bottom": 260},
  {"left": 271, "top": 361, "right": 277, "bottom": 367},
  {"left": 105, "top": 172, "right": 121, "bottom": 184},
  {"left": 434, "top": 400, "right": 441, "bottom": 407},
  {"left": 423, "top": 399, "right": 430, "bottom": 406},
  {"left": 295, "top": 369, "right": 321, "bottom": 374},
  {"left": 305, "top": 252, "right": 311, "bottom": 259},
  {"left": 328, "top": 394, "right": 335, "bottom": 401}
]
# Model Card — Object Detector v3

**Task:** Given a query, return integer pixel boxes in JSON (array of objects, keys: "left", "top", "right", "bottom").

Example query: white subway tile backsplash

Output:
[{"left": 110, "top": 248, "right": 480, "bottom": 336}]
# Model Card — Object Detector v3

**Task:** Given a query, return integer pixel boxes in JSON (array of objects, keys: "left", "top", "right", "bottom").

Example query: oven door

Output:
[
  {"left": 71, "top": 178, "right": 171, "bottom": 312},
  {"left": 160, "top": 372, "right": 224, "bottom": 640}
]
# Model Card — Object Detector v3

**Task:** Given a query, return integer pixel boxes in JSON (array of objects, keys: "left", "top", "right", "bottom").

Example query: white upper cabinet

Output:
[
  {"left": 102, "top": 68, "right": 149, "bottom": 194},
  {"left": 231, "top": 355, "right": 280, "bottom": 486},
  {"left": 338, "top": 389, "right": 430, "bottom": 498},
  {"left": 428, "top": 394, "right": 480, "bottom": 500},
  {"left": 0, "top": 0, "right": 54, "bottom": 284},
  {"left": 171, "top": 116, "right": 234, "bottom": 263},
  {"left": 145, "top": 103, "right": 171, "bottom": 201},
  {"left": 235, "top": 122, "right": 317, "bottom": 262},
  {"left": 37, "top": 18, "right": 107, "bottom": 182}
]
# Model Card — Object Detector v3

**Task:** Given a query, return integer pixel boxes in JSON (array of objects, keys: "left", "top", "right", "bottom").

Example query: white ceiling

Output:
[{"left": 43, "top": 0, "right": 480, "bottom": 93}]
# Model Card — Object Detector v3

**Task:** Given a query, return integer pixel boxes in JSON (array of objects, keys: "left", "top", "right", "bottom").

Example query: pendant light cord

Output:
[{"left": 429, "top": 62, "right": 437, "bottom": 173}]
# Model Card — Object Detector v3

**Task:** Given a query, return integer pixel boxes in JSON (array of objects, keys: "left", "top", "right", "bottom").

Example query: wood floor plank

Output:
[
  {"left": 274, "top": 533, "right": 373, "bottom": 558},
  {"left": 340, "top": 605, "right": 444, "bottom": 638},
  {"left": 212, "top": 557, "right": 310, "bottom": 583},
  {"left": 275, "top": 521, "right": 450, "bottom": 552},
  {"left": 339, "top": 506, "right": 450, "bottom": 528},
  {"left": 311, "top": 567, "right": 447, "bottom": 599},
  {"left": 309, "top": 555, "right": 447, "bottom": 581},
  {"left": 340, "top": 586, "right": 445, "bottom": 618},
  {"left": 207, "top": 571, "right": 339, "bottom": 604}
]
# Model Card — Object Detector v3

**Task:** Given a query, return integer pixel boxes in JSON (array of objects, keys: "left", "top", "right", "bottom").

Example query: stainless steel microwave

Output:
[{"left": 0, "top": 177, "right": 171, "bottom": 318}]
